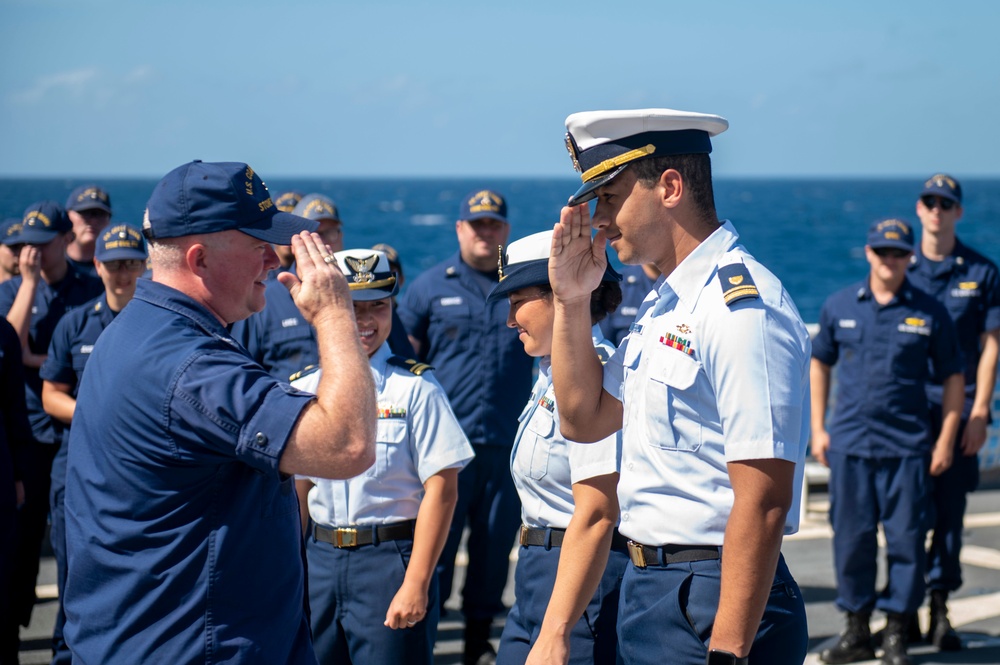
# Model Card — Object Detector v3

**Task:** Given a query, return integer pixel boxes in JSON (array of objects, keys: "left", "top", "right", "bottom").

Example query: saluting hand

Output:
[
  {"left": 549, "top": 203, "right": 607, "bottom": 303},
  {"left": 278, "top": 232, "right": 353, "bottom": 326}
]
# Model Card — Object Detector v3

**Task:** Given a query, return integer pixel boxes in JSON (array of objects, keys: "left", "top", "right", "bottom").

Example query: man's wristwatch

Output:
[{"left": 706, "top": 649, "right": 749, "bottom": 665}]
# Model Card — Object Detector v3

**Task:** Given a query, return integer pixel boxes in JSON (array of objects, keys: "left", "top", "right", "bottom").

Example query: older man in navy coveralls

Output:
[
  {"left": 398, "top": 190, "right": 533, "bottom": 665},
  {"left": 811, "top": 218, "right": 964, "bottom": 665},
  {"left": 62, "top": 160, "right": 377, "bottom": 664}
]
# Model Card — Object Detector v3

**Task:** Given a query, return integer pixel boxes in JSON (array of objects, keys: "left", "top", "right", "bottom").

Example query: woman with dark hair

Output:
[{"left": 488, "top": 230, "right": 626, "bottom": 665}]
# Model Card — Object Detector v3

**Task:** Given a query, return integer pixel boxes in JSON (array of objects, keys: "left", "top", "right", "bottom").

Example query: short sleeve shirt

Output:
[
  {"left": 294, "top": 342, "right": 473, "bottom": 525},
  {"left": 602, "top": 221, "right": 811, "bottom": 546},
  {"left": 63, "top": 279, "right": 317, "bottom": 664},
  {"left": 512, "top": 327, "right": 621, "bottom": 529},
  {"left": 812, "top": 279, "right": 963, "bottom": 457}
]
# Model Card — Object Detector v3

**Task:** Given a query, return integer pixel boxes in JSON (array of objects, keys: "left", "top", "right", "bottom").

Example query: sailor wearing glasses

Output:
[
  {"left": 39, "top": 223, "right": 148, "bottom": 663},
  {"left": 906, "top": 174, "right": 1000, "bottom": 651},
  {"left": 811, "top": 218, "right": 965, "bottom": 665}
]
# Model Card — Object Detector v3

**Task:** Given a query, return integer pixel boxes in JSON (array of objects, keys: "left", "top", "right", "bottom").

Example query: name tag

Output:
[
  {"left": 281, "top": 317, "right": 299, "bottom": 328},
  {"left": 440, "top": 296, "right": 463, "bottom": 306},
  {"left": 80, "top": 345, "right": 94, "bottom": 354},
  {"left": 621, "top": 306, "right": 639, "bottom": 316},
  {"left": 838, "top": 319, "right": 857, "bottom": 328},
  {"left": 629, "top": 322, "right": 643, "bottom": 334},
  {"left": 898, "top": 322, "right": 931, "bottom": 336},
  {"left": 950, "top": 288, "right": 979, "bottom": 299}
]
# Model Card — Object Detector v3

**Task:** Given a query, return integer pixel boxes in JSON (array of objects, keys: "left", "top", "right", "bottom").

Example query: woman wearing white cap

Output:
[
  {"left": 293, "top": 248, "right": 474, "bottom": 665},
  {"left": 489, "top": 230, "right": 627, "bottom": 665}
]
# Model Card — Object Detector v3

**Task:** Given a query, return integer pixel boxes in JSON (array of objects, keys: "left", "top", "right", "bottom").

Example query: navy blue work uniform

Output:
[
  {"left": 63, "top": 279, "right": 317, "bottom": 663},
  {"left": 0, "top": 265, "right": 101, "bottom": 630},
  {"left": 908, "top": 240, "right": 1000, "bottom": 592},
  {"left": 599, "top": 265, "right": 656, "bottom": 346},
  {"left": 398, "top": 252, "right": 534, "bottom": 620},
  {"left": 0, "top": 318, "right": 31, "bottom": 664},
  {"left": 38, "top": 293, "right": 118, "bottom": 663},
  {"left": 813, "top": 278, "right": 963, "bottom": 615}
]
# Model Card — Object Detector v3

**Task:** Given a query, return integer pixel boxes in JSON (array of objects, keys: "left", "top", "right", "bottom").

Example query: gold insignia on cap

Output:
[
  {"left": 925, "top": 174, "right": 957, "bottom": 190},
  {"left": 24, "top": 212, "right": 51, "bottom": 228},
  {"left": 344, "top": 254, "right": 378, "bottom": 284},
  {"left": 468, "top": 190, "right": 502, "bottom": 214},
  {"left": 564, "top": 133, "right": 582, "bottom": 173}
]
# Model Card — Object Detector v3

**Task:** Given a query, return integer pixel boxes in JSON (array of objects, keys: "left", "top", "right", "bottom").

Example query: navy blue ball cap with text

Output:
[
  {"left": 293, "top": 194, "right": 340, "bottom": 222},
  {"left": 66, "top": 184, "right": 112, "bottom": 214},
  {"left": 488, "top": 229, "right": 621, "bottom": 303},
  {"left": 143, "top": 160, "right": 318, "bottom": 243},
  {"left": 867, "top": 217, "right": 914, "bottom": 252},
  {"left": 460, "top": 189, "right": 508, "bottom": 223},
  {"left": 564, "top": 108, "right": 729, "bottom": 206},
  {"left": 1, "top": 218, "right": 22, "bottom": 246},
  {"left": 96, "top": 224, "right": 148, "bottom": 262},
  {"left": 920, "top": 173, "right": 962, "bottom": 204},
  {"left": 20, "top": 201, "right": 72, "bottom": 244}
]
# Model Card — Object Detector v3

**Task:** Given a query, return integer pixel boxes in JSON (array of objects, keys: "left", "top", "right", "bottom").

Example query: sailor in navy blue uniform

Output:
[
  {"left": 487, "top": 231, "right": 627, "bottom": 665},
  {"left": 293, "top": 248, "right": 473, "bottom": 665},
  {"left": 548, "top": 109, "right": 811, "bottom": 665},
  {"left": 39, "top": 224, "right": 147, "bottom": 663},
  {"left": 0, "top": 201, "right": 102, "bottom": 641},
  {"left": 0, "top": 218, "right": 21, "bottom": 283},
  {"left": 64, "top": 184, "right": 112, "bottom": 278},
  {"left": 906, "top": 174, "right": 1000, "bottom": 650},
  {"left": 61, "top": 160, "right": 377, "bottom": 664},
  {"left": 599, "top": 264, "right": 659, "bottom": 346},
  {"left": 812, "top": 218, "right": 964, "bottom": 665},
  {"left": 398, "top": 189, "right": 534, "bottom": 663}
]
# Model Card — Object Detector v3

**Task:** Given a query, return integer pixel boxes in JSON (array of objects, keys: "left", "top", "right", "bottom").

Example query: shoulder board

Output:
[
  {"left": 288, "top": 364, "right": 320, "bottom": 382},
  {"left": 386, "top": 356, "right": 435, "bottom": 376},
  {"left": 716, "top": 263, "right": 759, "bottom": 307},
  {"left": 595, "top": 346, "right": 612, "bottom": 365}
]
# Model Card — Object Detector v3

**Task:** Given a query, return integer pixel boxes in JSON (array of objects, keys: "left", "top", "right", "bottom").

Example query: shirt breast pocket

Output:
[
  {"left": 892, "top": 327, "right": 930, "bottom": 381},
  {"left": 525, "top": 409, "right": 555, "bottom": 480},
  {"left": 367, "top": 418, "right": 407, "bottom": 478},
  {"left": 430, "top": 304, "right": 473, "bottom": 349},
  {"left": 645, "top": 351, "right": 702, "bottom": 452}
]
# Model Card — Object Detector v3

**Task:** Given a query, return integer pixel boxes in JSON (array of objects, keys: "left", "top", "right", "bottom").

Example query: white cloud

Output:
[
  {"left": 8, "top": 66, "right": 156, "bottom": 107},
  {"left": 10, "top": 68, "right": 99, "bottom": 104}
]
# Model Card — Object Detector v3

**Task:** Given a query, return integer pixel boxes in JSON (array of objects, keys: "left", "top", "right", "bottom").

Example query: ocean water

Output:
[{"left": 3, "top": 176, "right": 1000, "bottom": 323}]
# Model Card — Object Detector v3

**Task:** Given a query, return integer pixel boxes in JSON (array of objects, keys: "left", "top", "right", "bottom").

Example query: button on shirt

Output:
[
  {"left": 907, "top": 239, "right": 1000, "bottom": 413},
  {"left": 512, "top": 327, "right": 621, "bottom": 529},
  {"left": 398, "top": 252, "right": 533, "bottom": 446},
  {"left": 0, "top": 267, "right": 102, "bottom": 444},
  {"left": 812, "top": 279, "right": 963, "bottom": 458},
  {"left": 63, "top": 279, "right": 317, "bottom": 664},
  {"left": 293, "top": 342, "right": 473, "bottom": 526},
  {"left": 602, "top": 221, "right": 810, "bottom": 546}
]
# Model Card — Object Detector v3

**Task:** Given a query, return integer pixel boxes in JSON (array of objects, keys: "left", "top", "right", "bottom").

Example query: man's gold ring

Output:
[{"left": 323, "top": 255, "right": 337, "bottom": 264}]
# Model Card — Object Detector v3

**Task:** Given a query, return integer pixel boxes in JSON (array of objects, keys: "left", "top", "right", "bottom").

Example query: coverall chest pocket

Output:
[
  {"left": 645, "top": 351, "right": 702, "bottom": 452},
  {"left": 367, "top": 419, "right": 407, "bottom": 478}
]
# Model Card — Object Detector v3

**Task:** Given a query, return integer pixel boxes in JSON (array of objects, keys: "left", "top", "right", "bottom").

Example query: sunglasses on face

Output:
[
  {"left": 102, "top": 259, "right": 146, "bottom": 273},
  {"left": 921, "top": 195, "right": 956, "bottom": 211},
  {"left": 873, "top": 247, "right": 911, "bottom": 260}
]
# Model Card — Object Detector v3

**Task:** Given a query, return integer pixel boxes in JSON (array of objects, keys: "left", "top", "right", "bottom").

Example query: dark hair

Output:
[
  {"left": 537, "top": 281, "right": 622, "bottom": 325},
  {"left": 630, "top": 153, "right": 717, "bottom": 221}
]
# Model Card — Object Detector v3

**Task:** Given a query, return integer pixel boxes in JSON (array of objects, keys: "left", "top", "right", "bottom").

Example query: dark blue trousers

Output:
[
  {"left": 497, "top": 540, "right": 627, "bottom": 665},
  {"left": 926, "top": 413, "right": 979, "bottom": 593},
  {"left": 616, "top": 553, "right": 806, "bottom": 665},
  {"left": 437, "top": 445, "right": 521, "bottom": 620},
  {"left": 305, "top": 534, "right": 439, "bottom": 665},
  {"left": 48, "top": 441, "right": 71, "bottom": 665},
  {"left": 827, "top": 451, "right": 930, "bottom": 614}
]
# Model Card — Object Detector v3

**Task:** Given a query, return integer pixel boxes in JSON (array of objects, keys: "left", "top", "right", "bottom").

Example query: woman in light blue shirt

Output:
[{"left": 490, "top": 230, "right": 627, "bottom": 665}]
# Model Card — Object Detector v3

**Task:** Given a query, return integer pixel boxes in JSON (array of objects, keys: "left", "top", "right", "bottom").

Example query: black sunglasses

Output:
[
  {"left": 873, "top": 247, "right": 911, "bottom": 259},
  {"left": 921, "top": 195, "right": 956, "bottom": 211}
]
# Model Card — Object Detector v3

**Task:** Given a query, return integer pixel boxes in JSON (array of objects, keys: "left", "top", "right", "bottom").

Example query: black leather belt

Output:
[
  {"left": 626, "top": 542, "right": 721, "bottom": 568},
  {"left": 313, "top": 520, "right": 415, "bottom": 548},
  {"left": 519, "top": 525, "right": 629, "bottom": 551}
]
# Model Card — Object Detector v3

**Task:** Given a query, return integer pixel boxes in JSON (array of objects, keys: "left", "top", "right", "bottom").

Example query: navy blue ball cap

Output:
[
  {"left": 920, "top": 173, "right": 962, "bottom": 204},
  {"left": 20, "top": 201, "right": 72, "bottom": 244},
  {"left": 292, "top": 194, "right": 340, "bottom": 222},
  {"left": 1, "top": 218, "right": 22, "bottom": 246},
  {"left": 867, "top": 217, "right": 914, "bottom": 252},
  {"left": 96, "top": 224, "right": 148, "bottom": 262},
  {"left": 564, "top": 108, "right": 729, "bottom": 206},
  {"left": 66, "top": 185, "right": 112, "bottom": 214},
  {"left": 460, "top": 189, "right": 508, "bottom": 223},
  {"left": 332, "top": 248, "right": 399, "bottom": 301},
  {"left": 273, "top": 191, "right": 304, "bottom": 213},
  {"left": 487, "top": 230, "right": 621, "bottom": 303},
  {"left": 143, "top": 161, "right": 318, "bottom": 244}
]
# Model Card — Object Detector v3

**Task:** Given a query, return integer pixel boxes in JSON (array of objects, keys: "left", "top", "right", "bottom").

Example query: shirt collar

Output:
[
  {"left": 661, "top": 220, "right": 740, "bottom": 314},
  {"left": 134, "top": 279, "right": 232, "bottom": 340},
  {"left": 368, "top": 342, "right": 393, "bottom": 391}
]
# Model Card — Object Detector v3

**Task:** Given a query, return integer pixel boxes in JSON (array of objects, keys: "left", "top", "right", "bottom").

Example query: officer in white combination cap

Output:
[{"left": 547, "top": 108, "right": 811, "bottom": 665}]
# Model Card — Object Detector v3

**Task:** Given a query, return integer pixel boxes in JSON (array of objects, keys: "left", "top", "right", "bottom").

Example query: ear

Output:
[
  {"left": 186, "top": 242, "right": 210, "bottom": 276},
  {"left": 657, "top": 168, "right": 684, "bottom": 209}
]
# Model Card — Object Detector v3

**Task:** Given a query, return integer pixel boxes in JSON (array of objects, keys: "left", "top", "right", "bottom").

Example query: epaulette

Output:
[
  {"left": 386, "top": 356, "right": 434, "bottom": 376},
  {"left": 288, "top": 364, "right": 320, "bottom": 382},
  {"left": 595, "top": 346, "right": 612, "bottom": 365},
  {"left": 716, "top": 263, "right": 759, "bottom": 307}
]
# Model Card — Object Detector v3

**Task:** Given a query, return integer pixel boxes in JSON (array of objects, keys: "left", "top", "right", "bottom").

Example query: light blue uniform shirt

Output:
[
  {"left": 603, "top": 221, "right": 810, "bottom": 546},
  {"left": 293, "top": 342, "right": 474, "bottom": 526},
  {"left": 512, "top": 326, "right": 621, "bottom": 529}
]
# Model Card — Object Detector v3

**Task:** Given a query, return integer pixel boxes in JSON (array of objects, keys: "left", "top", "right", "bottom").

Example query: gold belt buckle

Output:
[
  {"left": 335, "top": 528, "right": 358, "bottom": 548},
  {"left": 518, "top": 526, "right": 529, "bottom": 546},
  {"left": 627, "top": 541, "right": 648, "bottom": 568}
]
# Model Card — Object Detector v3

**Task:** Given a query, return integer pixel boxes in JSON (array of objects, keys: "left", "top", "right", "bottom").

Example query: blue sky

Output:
[{"left": 1, "top": 0, "right": 998, "bottom": 178}]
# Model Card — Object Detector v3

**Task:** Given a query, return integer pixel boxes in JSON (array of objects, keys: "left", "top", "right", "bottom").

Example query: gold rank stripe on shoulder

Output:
[
  {"left": 288, "top": 365, "right": 319, "bottom": 382},
  {"left": 377, "top": 406, "right": 407, "bottom": 419},
  {"left": 386, "top": 356, "right": 435, "bottom": 376},
  {"left": 716, "top": 263, "right": 759, "bottom": 307},
  {"left": 581, "top": 144, "right": 656, "bottom": 183},
  {"left": 406, "top": 362, "right": 432, "bottom": 376},
  {"left": 722, "top": 284, "right": 760, "bottom": 305}
]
